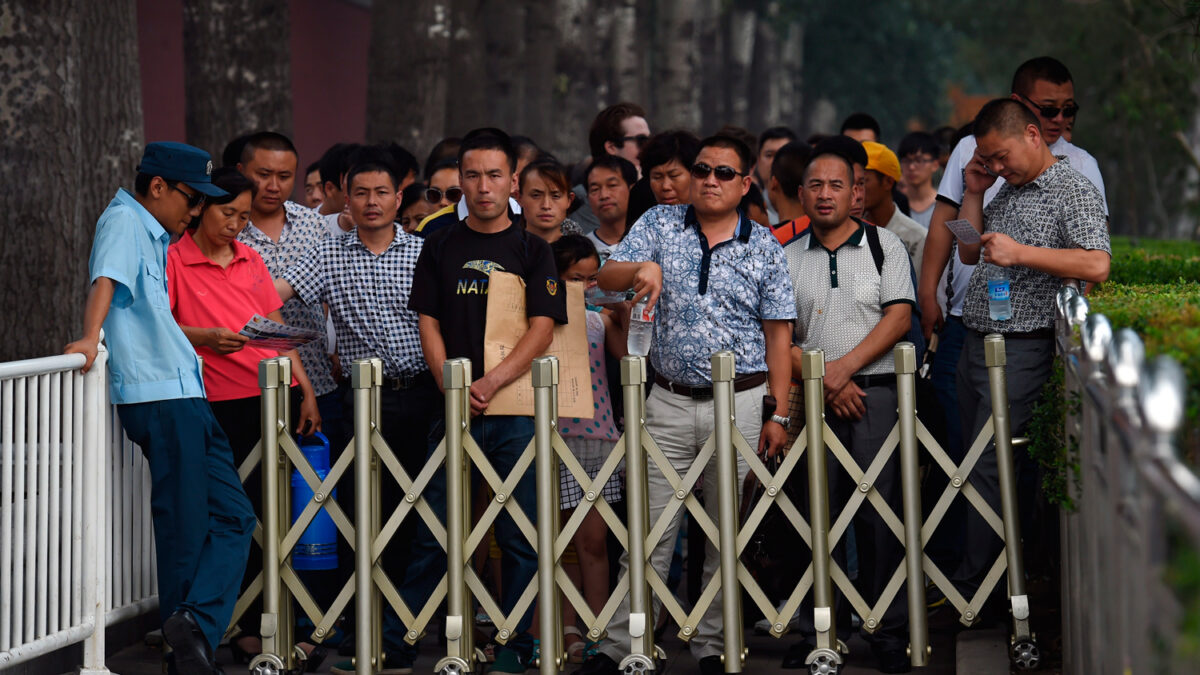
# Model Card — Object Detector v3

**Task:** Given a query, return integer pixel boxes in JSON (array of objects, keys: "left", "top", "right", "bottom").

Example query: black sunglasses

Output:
[
  {"left": 690, "top": 163, "right": 745, "bottom": 182},
  {"left": 425, "top": 186, "right": 463, "bottom": 204},
  {"left": 621, "top": 134, "right": 650, "bottom": 148},
  {"left": 1019, "top": 93, "right": 1079, "bottom": 120},
  {"left": 170, "top": 183, "right": 206, "bottom": 208}
]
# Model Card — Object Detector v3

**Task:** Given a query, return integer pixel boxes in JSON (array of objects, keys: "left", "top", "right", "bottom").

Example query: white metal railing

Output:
[{"left": 0, "top": 345, "right": 157, "bottom": 673}]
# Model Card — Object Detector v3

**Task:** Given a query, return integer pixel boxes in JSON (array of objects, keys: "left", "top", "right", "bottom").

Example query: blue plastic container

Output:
[{"left": 291, "top": 432, "right": 337, "bottom": 570}]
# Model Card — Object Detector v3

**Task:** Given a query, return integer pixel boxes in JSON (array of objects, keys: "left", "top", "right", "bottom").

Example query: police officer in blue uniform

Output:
[{"left": 66, "top": 142, "right": 256, "bottom": 675}]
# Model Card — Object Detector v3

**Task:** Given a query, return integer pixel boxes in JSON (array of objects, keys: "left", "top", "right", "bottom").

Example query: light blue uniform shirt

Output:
[{"left": 89, "top": 189, "right": 205, "bottom": 404}]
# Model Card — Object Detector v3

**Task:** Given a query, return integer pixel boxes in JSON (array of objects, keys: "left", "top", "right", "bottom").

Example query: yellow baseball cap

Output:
[{"left": 862, "top": 141, "right": 902, "bottom": 183}]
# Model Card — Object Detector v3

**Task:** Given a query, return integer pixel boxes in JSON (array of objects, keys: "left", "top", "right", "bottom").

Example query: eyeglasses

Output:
[
  {"left": 900, "top": 156, "right": 936, "bottom": 167},
  {"left": 425, "top": 186, "right": 463, "bottom": 204},
  {"left": 620, "top": 135, "right": 650, "bottom": 148},
  {"left": 1018, "top": 93, "right": 1080, "bottom": 120},
  {"left": 170, "top": 183, "right": 206, "bottom": 208},
  {"left": 690, "top": 163, "right": 745, "bottom": 182}
]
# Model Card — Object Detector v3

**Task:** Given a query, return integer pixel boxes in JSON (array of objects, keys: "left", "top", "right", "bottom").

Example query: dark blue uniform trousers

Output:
[{"left": 119, "top": 397, "right": 256, "bottom": 653}]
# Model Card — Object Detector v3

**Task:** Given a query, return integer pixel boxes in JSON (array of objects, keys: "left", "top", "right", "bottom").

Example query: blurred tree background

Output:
[{"left": 2, "top": 0, "right": 1199, "bottom": 359}]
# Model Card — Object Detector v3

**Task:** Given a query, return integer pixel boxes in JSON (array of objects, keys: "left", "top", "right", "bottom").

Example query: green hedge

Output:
[{"left": 1094, "top": 238, "right": 1200, "bottom": 461}]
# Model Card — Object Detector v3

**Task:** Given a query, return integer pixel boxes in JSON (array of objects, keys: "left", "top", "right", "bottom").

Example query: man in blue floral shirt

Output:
[{"left": 586, "top": 135, "right": 795, "bottom": 675}]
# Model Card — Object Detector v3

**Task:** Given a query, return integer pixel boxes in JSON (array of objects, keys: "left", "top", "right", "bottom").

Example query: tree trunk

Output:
[
  {"left": 367, "top": 0, "right": 451, "bottom": 157},
  {"left": 483, "top": 2, "right": 525, "bottom": 135},
  {"left": 182, "top": 0, "right": 291, "bottom": 159},
  {"left": 652, "top": 0, "right": 702, "bottom": 131},
  {"left": 554, "top": 0, "right": 609, "bottom": 160},
  {"left": 748, "top": 3, "right": 781, "bottom": 132},
  {"left": 522, "top": 2, "right": 557, "bottom": 144},
  {"left": 697, "top": 0, "right": 725, "bottom": 132},
  {"left": 779, "top": 20, "right": 804, "bottom": 130},
  {"left": 445, "top": 0, "right": 487, "bottom": 136},
  {"left": 610, "top": 0, "right": 645, "bottom": 107},
  {"left": 725, "top": 7, "right": 757, "bottom": 129},
  {"left": 0, "top": 0, "right": 143, "bottom": 361}
]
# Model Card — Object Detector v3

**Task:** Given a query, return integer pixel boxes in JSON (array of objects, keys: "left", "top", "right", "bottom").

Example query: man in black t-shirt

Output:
[{"left": 390, "top": 129, "right": 566, "bottom": 674}]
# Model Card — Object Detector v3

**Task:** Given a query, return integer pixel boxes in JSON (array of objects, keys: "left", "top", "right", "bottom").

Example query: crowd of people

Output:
[{"left": 64, "top": 54, "right": 1111, "bottom": 675}]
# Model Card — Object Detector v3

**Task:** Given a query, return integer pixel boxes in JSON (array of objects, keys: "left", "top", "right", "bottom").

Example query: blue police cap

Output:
[{"left": 137, "top": 142, "right": 228, "bottom": 197}]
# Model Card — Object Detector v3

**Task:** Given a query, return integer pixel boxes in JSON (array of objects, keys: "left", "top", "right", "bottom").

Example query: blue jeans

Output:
[{"left": 390, "top": 415, "right": 538, "bottom": 664}]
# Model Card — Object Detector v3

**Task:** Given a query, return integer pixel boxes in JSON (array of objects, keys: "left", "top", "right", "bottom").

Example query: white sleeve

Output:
[
  {"left": 1071, "top": 152, "right": 1109, "bottom": 216},
  {"left": 936, "top": 136, "right": 976, "bottom": 207}
]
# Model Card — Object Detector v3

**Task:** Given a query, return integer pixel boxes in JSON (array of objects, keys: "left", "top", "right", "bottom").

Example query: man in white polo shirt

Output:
[{"left": 781, "top": 151, "right": 916, "bottom": 674}]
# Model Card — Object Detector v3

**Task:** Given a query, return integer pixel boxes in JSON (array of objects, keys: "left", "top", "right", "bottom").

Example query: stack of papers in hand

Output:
[{"left": 238, "top": 314, "right": 323, "bottom": 351}]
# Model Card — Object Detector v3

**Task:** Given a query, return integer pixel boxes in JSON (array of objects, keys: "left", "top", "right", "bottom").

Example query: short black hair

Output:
[
  {"left": 932, "top": 126, "right": 957, "bottom": 155},
  {"left": 221, "top": 134, "right": 251, "bottom": 168},
  {"left": 699, "top": 134, "right": 755, "bottom": 175},
  {"left": 511, "top": 135, "right": 541, "bottom": 162},
  {"left": 1011, "top": 56, "right": 1072, "bottom": 98},
  {"left": 770, "top": 141, "right": 812, "bottom": 200},
  {"left": 424, "top": 136, "right": 462, "bottom": 180},
  {"left": 134, "top": 172, "right": 154, "bottom": 197},
  {"left": 458, "top": 127, "right": 517, "bottom": 172},
  {"left": 740, "top": 182, "right": 765, "bottom": 212},
  {"left": 589, "top": 102, "right": 647, "bottom": 158},
  {"left": 758, "top": 126, "right": 797, "bottom": 149},
  {"left": 428, "top": 157, "right": 459, "bottom": 176},
  {"left": 551, "top": 233, "right": 600, "bottom": 275},
  {"left": 400, "top": 182, "right": 428, "bottom": 215},
  {"left": 974, "top": 98, "right": 1042, "bottom": 139},
  {"left": 639, "top": 130, "right": 701, "bottom": 174},
  {"left": 714, "top": 125, "right": 758, "bottom": 156},
  {"left": 898, "top": 131, "right": 940, "bottom": 160},
  {"left": 318, "top": 143, "right": 355, "bottom": 187},
  {"left": 840, "top": 112, "right": 881, "bottom": 139},
  {"left": 384, "top": 143, "right": 419, "bottom": 183},
  {"left": 813, "top": 135, "right": 868, "bottom": 168},
  {"left": 803, "top": 151, "right": 856, "bottom": 184},
  {"left": 345, "top": 146, "right": 400, "bottom": 191},
  {"left": 585, "top": 155, "right": 638, "bottom": 187},
  {"left": 305, "top": 160, "right": 320, "bottom": 176},
  {"left": 239, "top": 131, "right": 298, "bottom": 165},
  {"left": 187, "top": 168, "right": 256, "bottom": 227}
]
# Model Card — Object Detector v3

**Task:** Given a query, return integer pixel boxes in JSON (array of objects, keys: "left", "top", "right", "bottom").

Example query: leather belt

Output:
[
  {"left": 851, "top": 373, "right": 896, "bottom": 389},
  {"left": 382, "top": 370, "right": 433, "bottom": 390},
  {"left": 653, "top": 371, "right": 767, "bottom": 400},
  {"left": 975, "top": 327, "right": 1054, "bottom": 340}
]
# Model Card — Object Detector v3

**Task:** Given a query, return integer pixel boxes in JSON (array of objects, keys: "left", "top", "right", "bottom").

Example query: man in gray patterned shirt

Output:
[{"left": 953, "top": 99, "right": 1110, "bottom": 594}]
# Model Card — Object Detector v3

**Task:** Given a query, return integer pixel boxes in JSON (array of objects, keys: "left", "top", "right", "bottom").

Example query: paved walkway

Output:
[{"left": 103, "top": 624, "right": 969, "bottom": 674}]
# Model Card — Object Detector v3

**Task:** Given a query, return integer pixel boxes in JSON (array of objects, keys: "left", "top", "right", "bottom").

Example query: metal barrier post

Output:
[
  {"left": 368, "top": 359, "right": 385, "bottom": 672},
  {"left": 532, "top": 356, "right": 562, "bottom": 675},
  {"left": 256, "top": 358, "right": 287, "bottom": 672},
  {"left": 984, "top": 334, "right": 1039, "bottom": 664},
  {"left": 894, "top": 343, "right": 929, "bottom": 667},
  {"left": 351, "top": 360, "right": 375, "bottom": 675},
  {"left": 436, "top": 358, "right": 475, "bottom": 674},
  {"left": 711, "top": 351, "right": 744, "bottom": 673},
  {"left": 619, "top": 355, "right": 656, "bottom": 672},
  {"left": 80, "top": 346, "right": 108, "bottom": 674},
  {"left": 801, "top": 349, "right": 842, "bottom": 672}
]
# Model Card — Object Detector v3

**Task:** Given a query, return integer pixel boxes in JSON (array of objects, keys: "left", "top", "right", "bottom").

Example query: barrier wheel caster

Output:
[
  {"left": 437, "top": 665, "right": 465, "bottom": 675},
  {"left": 806, "top": 648, "right": 842, "bottom": 675},
  {"left": 620, "top": 653, "right": 656, "bottom": 674},
  {"left": 1010, "top": 639, "right": 1041, "bottom": 670},
  {"left": 249, "top": 653, "right": 285, "bottom": 675}
]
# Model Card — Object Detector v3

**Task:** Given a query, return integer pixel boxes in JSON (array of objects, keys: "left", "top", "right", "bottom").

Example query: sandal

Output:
[{"left": 564, "top": 626, "right": 585, "bottom": 663}]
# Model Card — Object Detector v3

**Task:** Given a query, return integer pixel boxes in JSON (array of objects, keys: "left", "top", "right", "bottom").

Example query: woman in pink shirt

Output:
[{"left": 167, "top": 167, "right": 323, "bottom": 667}]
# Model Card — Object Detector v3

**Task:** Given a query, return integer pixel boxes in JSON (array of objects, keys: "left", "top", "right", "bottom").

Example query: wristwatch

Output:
[{"left": 769, "top": 414, "right": 791, "bottom": 429}]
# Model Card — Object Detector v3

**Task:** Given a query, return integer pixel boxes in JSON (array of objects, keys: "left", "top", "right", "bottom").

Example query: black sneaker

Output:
[
  {"left": 780, "top": 641, "right": 814, "bottom": 669},
  {"left": 698, "top": 655, "right": 724, "bottom": 675},
  {"left": 874, "top": 647, "right": 912, "bottom": 674},
  {"left": 571, "top": 652, "right": 619, "bottom": 675}
]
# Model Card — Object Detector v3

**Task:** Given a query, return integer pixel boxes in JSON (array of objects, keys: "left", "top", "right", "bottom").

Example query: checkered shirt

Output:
[
  {"left": 239, "top": 201, "right": 335, "bottom": 395},
  {"left": 962, "top": 158, "right": 1110, "bottom": 334},
  {"left": 282, "top": 226, "right": 428, "bottom": 378}
]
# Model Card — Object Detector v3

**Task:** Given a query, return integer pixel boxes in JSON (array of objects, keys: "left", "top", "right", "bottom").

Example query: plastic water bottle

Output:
[
  {"left": 627, "top": 298, "right": 655, "bottom": 356},
  {"left": 987, "top": 268, "right": 1012, "bottom": 321}
]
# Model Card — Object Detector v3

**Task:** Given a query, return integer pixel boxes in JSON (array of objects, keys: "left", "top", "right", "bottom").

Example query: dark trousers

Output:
[
  {"left": 925, "top": 315, "right": 968, "bottom": 570},
  {"left": 118, "top": 397, "right": 256, "bottom": 653},
  {"left": 792, "top": 382, "right": 909, "bottom": 651},
  {"left": 393, "top": 415, "right": 539, "bottom": 663},
  {"left": 953, "top": 332, "right": 1053, "bottom": 592},
  {"left": 332, "top": 377, "right": 440, "bottom": 649}
]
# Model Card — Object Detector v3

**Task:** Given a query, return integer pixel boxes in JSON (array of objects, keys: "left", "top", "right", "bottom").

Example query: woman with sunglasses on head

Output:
[
  {"left": 425, "top": 157, "right": 463, "bottom": 211},
  {"left": 165, "top": 167, "right": 326, "bottom": 671},
  {"left": 639, "top": 130, "right": 701, "bottom": 206},
  {"left": 518, "top": 156, "right": 584, "bottom": 243}
]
